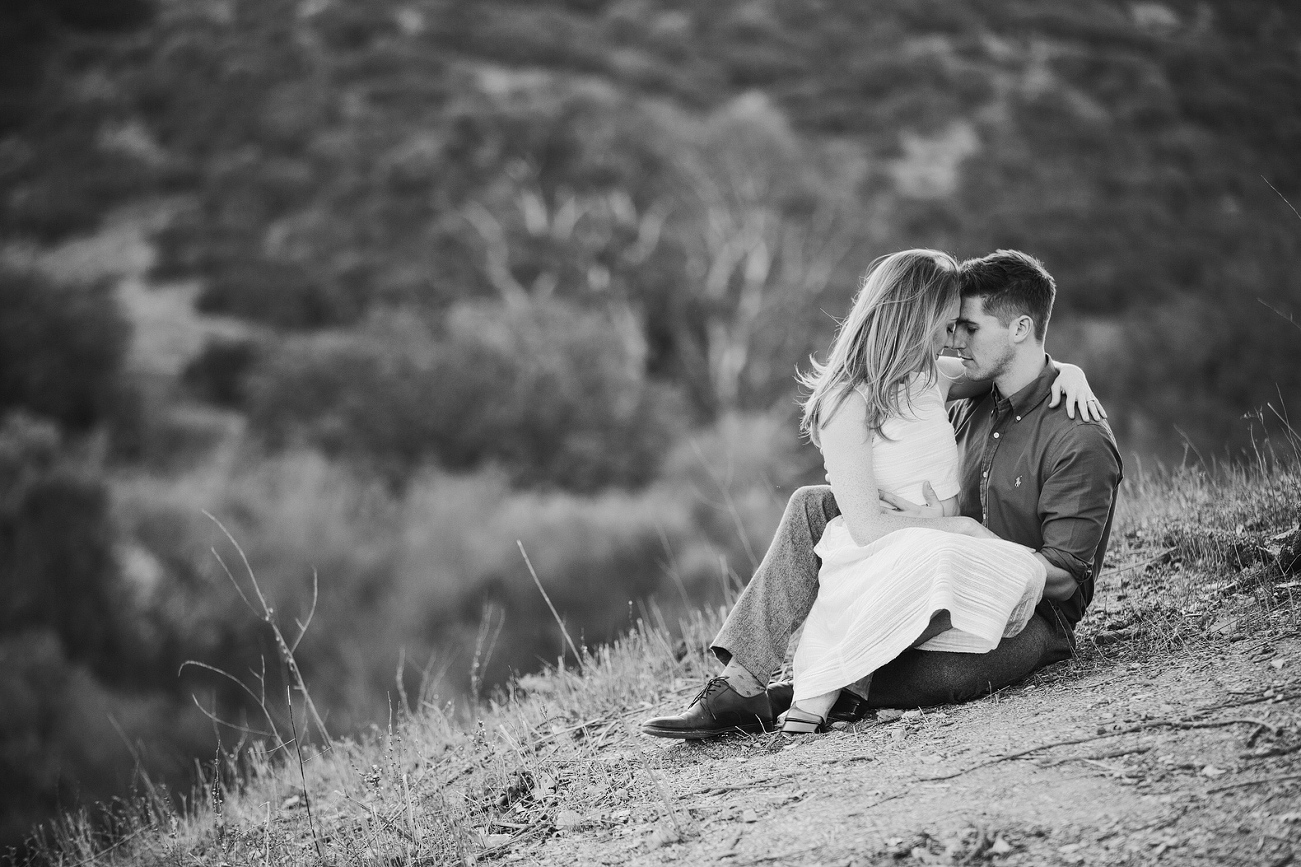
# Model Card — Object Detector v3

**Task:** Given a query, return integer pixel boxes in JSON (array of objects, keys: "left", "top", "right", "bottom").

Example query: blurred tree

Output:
[
  {"left": 0, "top": 267, "right": 132, "bottom": 433},
  {"left": 0, "top": 414, "right": 127, "bottom": 680},
  {"left": 666, "top": 92, "right": 861, "bottom": 414},
  {"left": 245, "top": 300, "right": 683, "bottom": 491}
]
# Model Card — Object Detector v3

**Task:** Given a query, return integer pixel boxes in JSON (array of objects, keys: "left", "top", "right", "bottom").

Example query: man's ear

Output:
[{"left": 1010, "top": 315, "right": 1034, "bottom": 344}]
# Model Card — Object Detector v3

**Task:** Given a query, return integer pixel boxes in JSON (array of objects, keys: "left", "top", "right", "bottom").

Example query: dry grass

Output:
[{"left": 15, "top": 448, "right": 1301, "bottom": 866}]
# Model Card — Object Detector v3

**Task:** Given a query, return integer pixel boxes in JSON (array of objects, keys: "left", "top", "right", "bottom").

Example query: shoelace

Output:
[{"left": 688, "top": 676, "right": 731, "bottom": 707}]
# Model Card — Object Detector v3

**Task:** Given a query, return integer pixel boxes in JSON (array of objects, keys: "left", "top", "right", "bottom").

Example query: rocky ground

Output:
[{"left": 492, "top": 634, "right": 1301, "bottom": 867}]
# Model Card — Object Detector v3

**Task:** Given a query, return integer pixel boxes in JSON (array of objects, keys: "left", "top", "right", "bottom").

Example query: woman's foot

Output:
[{"left": 777, "top": 705, "right": 827, "bottom": 734}]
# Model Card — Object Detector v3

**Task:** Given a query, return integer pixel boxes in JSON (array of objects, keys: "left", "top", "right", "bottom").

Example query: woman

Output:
[{"left": 778, "top": 248, "right": 1099, "bottom": 733}]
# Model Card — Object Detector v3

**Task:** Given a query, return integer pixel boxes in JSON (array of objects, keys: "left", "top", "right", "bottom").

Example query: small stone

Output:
[
  {"left": 555, "top": 810, "right": 583, "bottom": 829},
  {"left": 877, "top": 709, "right": 904, "bottom": 722},
  {"left": 1202, "top": 765, "right": 1227, "bottom": 777},
  {"left": 740, "top": 808, "right": 760, "bottom": 823},
  {"left": 648, "top": 827, "right": 681, "bottom": 848}
]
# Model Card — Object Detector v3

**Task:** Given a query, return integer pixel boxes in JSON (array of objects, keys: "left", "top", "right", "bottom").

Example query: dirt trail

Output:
[{"left": 508, "top": 636, "right": 1301, "bottom": 866}]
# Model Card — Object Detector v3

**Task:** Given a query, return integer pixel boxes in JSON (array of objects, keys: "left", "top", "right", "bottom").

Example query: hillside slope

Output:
[{"left": 34, "top": 464, "right": 1301, "bottom": 865}]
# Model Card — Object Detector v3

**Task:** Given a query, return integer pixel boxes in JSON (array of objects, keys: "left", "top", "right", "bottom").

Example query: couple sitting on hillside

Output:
[{"left": 643, "top": 249, "right": 1122, "bottom": 737}]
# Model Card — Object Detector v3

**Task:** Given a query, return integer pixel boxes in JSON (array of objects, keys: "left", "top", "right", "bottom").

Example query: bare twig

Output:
[
  {"left": 517, "top": 540, "right": 583, "bottom": 668},
  {"left": 203, "top": 512, "right": 330, "bottom": 742},
  {"left": 63, "top": 825, "right": 156, "bottom": 867},
  {"left": 1262, "top": 175, "right": 1301, "bottom": 223},
  {"left": 642, "top": 758, "right": 684, "bottom": 838},
  {"left": 655, "top": 522, "right": 694, "bottom": 611},
  {"left": 738, "top": 844, "right": 824, "bottom": 865},
  {"left": 340, "top": 792, "right": 417, "bottom": 844},
  {"left": 287, "top": 686, "right": 325, "bottom": 863},
  {"left": 920, "top": 705, "right": 1298, "bottom": 783},
  {"left": 692, "top": 772, "right": 791, "bottom": 796},
  {"left": 689, "top": 439, "right": 760, "bottom": 569},
  {"left": 187, "top": 693, "right": 276, "bottom": 740},
  {"left": 1207, "top": 772, "right": 1301, "bottom": 794},
  {"left": 180, "top": 662, "right": 283, "bottom": 743},
  {"left": 1099, "top": 548, "right": 1175, "bottom": 578},
  {"left": 290, "top": 569, "right": 319, "bottom": 654},
  {"left": 1258, "top": 298, "right": 1301, "bottom": 334},
  {"left": 1042, "top": 745, "right": 1152, "bottom": 766},
  {"left": 470, "top": 602, "right": 506, "bottom": 702}
]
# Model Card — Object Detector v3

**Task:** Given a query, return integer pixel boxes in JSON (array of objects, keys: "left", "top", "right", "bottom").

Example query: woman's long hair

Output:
[{"left": 799, "top": 249, "right": 959, "bottom": 446}]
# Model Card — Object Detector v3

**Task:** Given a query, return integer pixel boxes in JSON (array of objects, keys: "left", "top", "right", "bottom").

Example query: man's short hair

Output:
[{"left": 959, "top": 249, "right": 1056, "bottom": 341}]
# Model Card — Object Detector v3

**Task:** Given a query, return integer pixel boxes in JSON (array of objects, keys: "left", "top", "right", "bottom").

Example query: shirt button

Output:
[
  {"left": 982, "top": 471, "right": 988, "bottom": 478},
  {"left": 993, "top": 432, "right": 1000, "bottom": 439},
  {"left": 1016, "top": 416, "right": 1021, "bottom": 421}
]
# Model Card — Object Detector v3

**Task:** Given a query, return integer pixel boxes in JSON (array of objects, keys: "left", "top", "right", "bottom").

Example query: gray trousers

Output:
[{"left": 711, "top": 486, "right": 1067, "bottom": 708}]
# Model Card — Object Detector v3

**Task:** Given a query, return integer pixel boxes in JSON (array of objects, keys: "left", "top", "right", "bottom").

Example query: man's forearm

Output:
[{"left": 1034, "top": 553, "right": 1078, "bottom": 601}]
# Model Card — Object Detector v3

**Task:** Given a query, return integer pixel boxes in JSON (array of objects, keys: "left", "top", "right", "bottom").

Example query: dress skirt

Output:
[{"left": 792, "top": 519, "right": 1047, "bottom": 702}]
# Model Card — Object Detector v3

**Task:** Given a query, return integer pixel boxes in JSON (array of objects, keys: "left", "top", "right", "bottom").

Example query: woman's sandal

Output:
[{"left": 777, "top": 706, "right": 827, "bottom": 734}]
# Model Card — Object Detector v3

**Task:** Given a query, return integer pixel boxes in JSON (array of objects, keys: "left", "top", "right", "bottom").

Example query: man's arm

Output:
[
  {"left": 1035, "top": 423, "right": 1123, "bottom": 601},
  {"left": 881, "top": 422, "right": 1121, "bottom": 600},
  {"left": 1034, "top": 554, "right": 1078, "bottom": 602}
]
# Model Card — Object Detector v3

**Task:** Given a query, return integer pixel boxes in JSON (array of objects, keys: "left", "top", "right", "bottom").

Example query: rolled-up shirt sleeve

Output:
[{"left": 1038, "top": 424, "right": 1124, "bottom": 584}]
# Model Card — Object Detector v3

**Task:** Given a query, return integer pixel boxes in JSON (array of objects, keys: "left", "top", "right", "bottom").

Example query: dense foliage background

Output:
[{"left": 1, "top": 0, "right": 1298, "bottom": 848}]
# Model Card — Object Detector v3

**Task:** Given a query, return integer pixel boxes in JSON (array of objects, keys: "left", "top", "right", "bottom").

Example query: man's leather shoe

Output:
[
  {"left": 765, "top": 681, "right": 870, "bottom": 723},
  {"left": 641, "top": 677, "right": 775, "bottom": 739}
]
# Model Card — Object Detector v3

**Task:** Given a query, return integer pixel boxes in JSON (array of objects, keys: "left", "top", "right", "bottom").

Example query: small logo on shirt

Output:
[{"left": 1014, "top": 476, "right": 1022, "bottom": 487}]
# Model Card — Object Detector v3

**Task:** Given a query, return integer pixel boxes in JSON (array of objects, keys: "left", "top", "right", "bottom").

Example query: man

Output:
[{"left": 642, "top": 249, "right": 1123, "bottom": 738}]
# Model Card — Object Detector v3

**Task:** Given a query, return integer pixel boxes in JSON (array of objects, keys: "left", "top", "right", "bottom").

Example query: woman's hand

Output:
[{"left": 1049, "top": 362, "right": 1107, "bottom": 421}]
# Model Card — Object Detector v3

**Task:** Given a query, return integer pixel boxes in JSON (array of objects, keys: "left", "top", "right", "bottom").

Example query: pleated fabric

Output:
[{"left": 793, "top": 524, "right": 1046, "bottom": 701}]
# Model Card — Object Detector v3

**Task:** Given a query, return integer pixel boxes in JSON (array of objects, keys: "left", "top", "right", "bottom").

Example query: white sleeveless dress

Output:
[{"left": 791, "top": 377, "right": 1046, "bottom": 702}]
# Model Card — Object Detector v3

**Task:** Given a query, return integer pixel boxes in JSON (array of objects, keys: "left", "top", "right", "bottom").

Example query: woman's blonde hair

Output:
[{"left": 799, "top": 248, "right": 959, "bottom": 446}]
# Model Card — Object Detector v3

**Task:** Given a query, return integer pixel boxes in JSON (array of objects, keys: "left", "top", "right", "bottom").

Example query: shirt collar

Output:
[{"left": 991, "top": 353, "right": 1057, "bottom": 416}]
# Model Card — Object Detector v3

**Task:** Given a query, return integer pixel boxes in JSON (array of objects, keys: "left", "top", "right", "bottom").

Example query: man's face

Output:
[{"left": 949, "top": 295, "right": 1016, "bottom": 382}]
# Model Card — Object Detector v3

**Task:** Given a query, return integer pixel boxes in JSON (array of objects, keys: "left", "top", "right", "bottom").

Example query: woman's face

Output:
[{"left": 931, "top": 297, "right": 961, "bottom": 356}]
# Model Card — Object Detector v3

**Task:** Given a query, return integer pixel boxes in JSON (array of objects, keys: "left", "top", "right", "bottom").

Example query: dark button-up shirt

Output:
[{"left": 949, "top": 355, "right": 1123, "bottom": 657}]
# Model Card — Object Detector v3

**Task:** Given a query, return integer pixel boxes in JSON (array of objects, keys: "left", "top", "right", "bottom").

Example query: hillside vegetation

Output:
[
  {"left": 1, "top": 0, "right": 1300, "bottom": 851},
  {"left": 29, "top": 457, "right": 1301, "bottom": 865}
]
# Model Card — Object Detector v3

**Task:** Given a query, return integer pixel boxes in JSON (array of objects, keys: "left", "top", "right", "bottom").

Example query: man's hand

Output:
[
  {"left": 881, "top": 486, "right": 999, "bottom": 539},
  {"left": 879, "top": 482, "right": 944, "bottom": 517}
]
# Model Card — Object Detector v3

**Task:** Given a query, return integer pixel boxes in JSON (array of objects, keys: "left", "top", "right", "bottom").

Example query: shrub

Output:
[
  {"left": 0, "top": 266, "right": 131, "bottom": 432},
  {"left": 0, "top": 414, "right": 128, "bottom": 680},
  {"left": 246, "top": 299, "right": 685, "bottom": 491}
]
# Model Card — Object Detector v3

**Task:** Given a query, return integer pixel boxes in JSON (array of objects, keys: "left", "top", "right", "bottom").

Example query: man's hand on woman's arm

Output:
[{"left": 879, "top": 486, "right": 996, "bottom": 539}]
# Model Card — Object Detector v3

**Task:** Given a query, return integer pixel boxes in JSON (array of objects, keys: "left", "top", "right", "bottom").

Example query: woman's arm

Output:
[
  {"left": 938, "top": 356, "right": 1106, "bottom": 422},
  {"left": 820, "top": 390, "right": 971, "bottom": 546},
  {"left": 936, "top": 355, "right": 987, "bottom": 402},
  {"left": 1049, "top": 361, "right": 1107, "bottom": 419}
]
